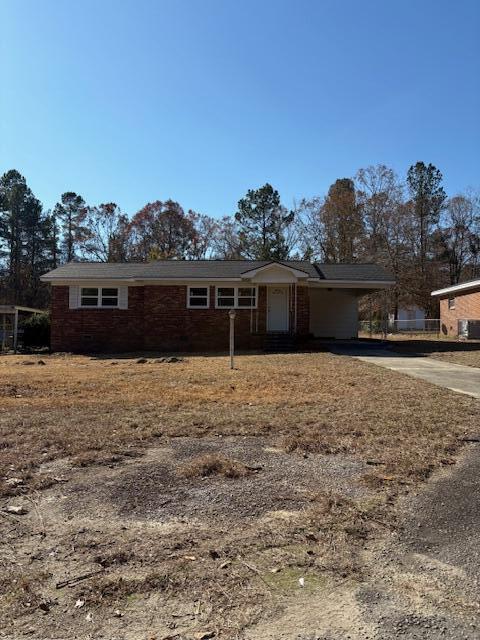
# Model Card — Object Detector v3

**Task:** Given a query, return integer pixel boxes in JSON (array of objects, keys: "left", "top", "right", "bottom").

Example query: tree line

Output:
[{"left": 1, "top": 163, "right": 479, "bottom": 315}]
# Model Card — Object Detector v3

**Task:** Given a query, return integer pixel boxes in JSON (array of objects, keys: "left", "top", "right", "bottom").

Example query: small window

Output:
[
  {"left": 215, "top": 286, "right": 257, "bottom": 309},
  {"left": 237, "top": 286, "right": 256, "bottom": 308},
  {"left": 448, "top": 297, "right": 455, "bottom": 309},
  {"left": 101, "top": 287, "right": 118, "bottom": 307},
  {"left": 81, "top": 287, "right": 99, "bottom": 307},
  {"left": 80, "top": 287, "right": 118, "bottom": 308},
  {"left": 188, "top": 286, "right": 209, "bottom": 308},
  {"left": 217, "top": 287, "right": 235, "bottom": 308}
]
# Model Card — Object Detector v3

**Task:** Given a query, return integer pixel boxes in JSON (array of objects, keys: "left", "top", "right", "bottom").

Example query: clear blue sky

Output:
[{"left": 1, "top": 0, "right": 479, "bottom": 218}]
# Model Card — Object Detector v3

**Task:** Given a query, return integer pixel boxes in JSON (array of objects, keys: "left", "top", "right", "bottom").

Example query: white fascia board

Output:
[
  {"left": 431, "top": 280, "right": 480, "bottom": 297},
  {"left": 134, "top": 277, "right": 243, "bottom": 283},
  {"left": 44, "top": 277, "right": 244, "bottom": 286},
  {"left": 0, "top": 305, "right": 46, "bottom": 313},
  {"left": 42, "top": 277, "right": 137, "bottom": 285},
  {"left": 43, "top": 276, "right": 395, "bottom": 289}
]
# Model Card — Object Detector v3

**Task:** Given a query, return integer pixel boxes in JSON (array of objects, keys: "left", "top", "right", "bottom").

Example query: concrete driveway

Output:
[{"left": 330, "top": 344, "right": 480, "bottom": 399}]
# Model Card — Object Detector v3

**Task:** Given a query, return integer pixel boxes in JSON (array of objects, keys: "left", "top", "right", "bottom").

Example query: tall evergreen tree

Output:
[
  {"left": 42, "top": 211, "right": 60, "bottom": 270},
  {"left": 0, "top": 169, "right": 56, "bottom": 305},
  {"left": 406, "top": 162, "right": 447, "bottom": 311},
  {"left": 0, "top": 170, "right": 29, "bottom": 299},
  {"left": 321, "top": 178, "right": 364, "bottom": 262},
  {"left": 235, "top": 183, "right": 294, "bottom": 260},
  {"left": 53, "top": 192, "right": 88, "bottom": 262}
]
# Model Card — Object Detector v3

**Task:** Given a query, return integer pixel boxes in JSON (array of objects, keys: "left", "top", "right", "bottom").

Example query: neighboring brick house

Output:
[
  {"left": 432, "top": 279, "right": 480, "bottom": 339},
  {"left": 40, "top": 260, "right": 394, "bottom": 353}
]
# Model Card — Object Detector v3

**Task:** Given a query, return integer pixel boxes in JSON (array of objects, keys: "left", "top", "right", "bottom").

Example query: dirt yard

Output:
[{"left": 1, "top": 352, "right": 478, "bottom": 639}]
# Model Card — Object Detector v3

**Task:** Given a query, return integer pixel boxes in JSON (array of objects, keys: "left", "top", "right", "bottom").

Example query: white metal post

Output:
[
  {"left": 229, "top": 309, "right": 236, "bottom": 369},
  {"left": 13, "top": 309, "right": 19, "bottom": 354}
]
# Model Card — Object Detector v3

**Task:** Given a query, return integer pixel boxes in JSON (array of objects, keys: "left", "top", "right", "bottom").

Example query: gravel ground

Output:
[
  {"left": 67, "top": 436, "right": 371, "bottom": 523},
  {"left": 248, "top": 443, "right": 480, "bottom": 640}
]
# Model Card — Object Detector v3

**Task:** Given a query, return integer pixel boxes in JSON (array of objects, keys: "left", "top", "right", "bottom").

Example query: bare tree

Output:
[
  {"left": 81, "top": 203, "right": 131, "bottom": 262},
  {"left": 294, "top": 196, "right": 326, "bottom": 260},
  {"left": 434, "top": 193, "right": 479, "bottom": 284},
  {"left": 128, "top": 200, "right": 196, "bottom": 261},
  {"left": 186, "top": 211, "right": 218, "bottom": 259},
  {"left": 298, "top": 180, "right": 364, "bottom": 263},
  {"left": 210, "top": 216, "right": 243, "bottom": 259}
]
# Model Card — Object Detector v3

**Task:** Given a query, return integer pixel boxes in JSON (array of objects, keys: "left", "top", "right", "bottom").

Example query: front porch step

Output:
[{"left": 264, "top": 333, "right": 296, "bottom": 353}]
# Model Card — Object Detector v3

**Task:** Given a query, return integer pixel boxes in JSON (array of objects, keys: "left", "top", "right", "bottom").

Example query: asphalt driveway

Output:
[{"left": 330, "top": 344, "right": 480, "bottom": 399}]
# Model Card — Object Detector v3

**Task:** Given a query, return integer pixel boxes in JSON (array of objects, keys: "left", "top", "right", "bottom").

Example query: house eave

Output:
[
  {"left": 41, "top": 275, "right": 396, "bottom": 289},
  {"left": 41, "top": 276, "right": 245, "bottom": 285},
  {"left": 431, "top": 280, "right": 480, "bottom": 297}
]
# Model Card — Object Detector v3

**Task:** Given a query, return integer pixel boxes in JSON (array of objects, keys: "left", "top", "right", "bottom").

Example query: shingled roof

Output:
[{"left": 41, "top": 260, "right": 394, "bottom": 283}]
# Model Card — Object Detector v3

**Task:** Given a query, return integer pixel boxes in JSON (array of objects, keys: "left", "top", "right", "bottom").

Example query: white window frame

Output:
[
  {"left": 187, "top": 285, "right": 210, "bottom": 309},
  {"left": 215, "top": 286, "right": 257, "bottom": 309},
  {"left": 80, "top": 286, "right": 119, "bottom": 308},
  {"left": 448, "top": 297, "right": 455, "bottom": 310}
]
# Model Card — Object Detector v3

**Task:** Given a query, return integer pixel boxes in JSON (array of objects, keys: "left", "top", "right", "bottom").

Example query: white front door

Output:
[{"left": 267, "top": 286, "right": 289, "bottom": 332}]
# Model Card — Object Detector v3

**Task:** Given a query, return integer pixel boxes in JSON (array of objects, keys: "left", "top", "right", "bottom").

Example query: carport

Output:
[{"left": 0, "top": 305, "right": 45, "bottom": 353}]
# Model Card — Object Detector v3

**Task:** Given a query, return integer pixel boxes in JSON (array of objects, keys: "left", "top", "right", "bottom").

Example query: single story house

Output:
[
  {"left": 432, "top": 278, "right": 480, "bottom": 339},
  {"left": 388, "top": 305, "right": 426, "bottom": 331},
  {"left": 40, "top": 260, "right": 394, "bottom": 352}
]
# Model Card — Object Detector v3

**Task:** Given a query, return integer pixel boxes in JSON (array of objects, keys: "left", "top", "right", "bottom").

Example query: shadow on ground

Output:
[{"left": 324, "top": 337, "right": 480, "bottom": 359}]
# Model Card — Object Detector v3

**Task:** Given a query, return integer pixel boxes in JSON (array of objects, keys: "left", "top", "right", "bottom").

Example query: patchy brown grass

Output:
[
  {"left": 179, "top": 453, "right": 251, "bottom": 478},
  {"left": 388, "top": 336, "right": 480, "bottom": 368},
  {"left": 429, "top": 350, "right": 480, "bottom": 368},
  {"left": 0, "top": 351, "right": 478, "bottom": 637},
  {"left": 0, "top": 351, "right": 477, "bottom": 491}
]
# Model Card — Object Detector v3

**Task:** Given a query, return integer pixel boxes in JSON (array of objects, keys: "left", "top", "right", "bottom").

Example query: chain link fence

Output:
[{"left": 359, "top": 318, "right": 440, "bottom": 337}]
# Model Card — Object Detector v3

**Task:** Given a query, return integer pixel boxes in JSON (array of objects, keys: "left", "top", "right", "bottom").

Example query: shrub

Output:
[
  {"left": 22, "top": 312, "right": 50, "bottom": 347},
  {"left": 179, "top": 453, "right": 251, "bottom": 479}
]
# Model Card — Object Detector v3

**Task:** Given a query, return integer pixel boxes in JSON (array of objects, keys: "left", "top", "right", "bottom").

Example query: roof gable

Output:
[{"left": 240, "top": 261, "right": 310, "bottom": 282}]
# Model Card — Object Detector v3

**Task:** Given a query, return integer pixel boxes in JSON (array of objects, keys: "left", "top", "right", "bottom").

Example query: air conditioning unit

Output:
[{"left": 458, "top": 319, "right": 480, "bottom": 340}]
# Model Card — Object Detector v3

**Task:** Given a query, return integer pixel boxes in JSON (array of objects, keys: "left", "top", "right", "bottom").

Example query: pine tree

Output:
[
  {"left": 0, "top": 169, "right": 57, "bottom": 305},
  {"left": 53, "top": 192, "right": 88, "bottom": 262},
  {"left": 407, "top": 162, "right": 447, "bottom": 311},
  {"left": 235, "top": 184, "right": 294, "bottom": 260}
]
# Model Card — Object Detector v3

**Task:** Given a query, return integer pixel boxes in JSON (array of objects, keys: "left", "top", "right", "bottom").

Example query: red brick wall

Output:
[
  {"left": 142, "top": 285, "right": 266, "bottom": 351},
  {"left": 50, "top": 284, "right": 311, "bottom": 353},
  {"left": 439, "top": 286, "right": 480, "bottom": 336},
  {"left": 50, "top": 286, "right": 146, "bottom": 352},
  {"left": 51, "top": 285, "right": 270, "bottom": 352}
]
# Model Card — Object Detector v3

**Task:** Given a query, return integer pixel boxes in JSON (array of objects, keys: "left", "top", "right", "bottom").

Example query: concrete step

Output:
[{"left": 264, "top": 333, "right": 296, "bottom": 353}]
